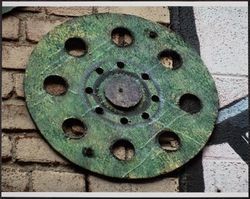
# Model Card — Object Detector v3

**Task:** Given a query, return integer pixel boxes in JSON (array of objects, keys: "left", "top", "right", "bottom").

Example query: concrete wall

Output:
[
  {"left": 1, "top": 6, "right": 248, "bottom": 192},
  {"left": 194, "top": 7, "right": 248, "bottom": 192}
]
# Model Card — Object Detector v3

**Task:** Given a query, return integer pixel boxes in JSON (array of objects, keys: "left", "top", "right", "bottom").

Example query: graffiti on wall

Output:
[
  {"left": 180, "top": 96, "right": 249, "bottom": 192},
  {"left": 169, "top": 7, "right": 249, "bottom": 192}
]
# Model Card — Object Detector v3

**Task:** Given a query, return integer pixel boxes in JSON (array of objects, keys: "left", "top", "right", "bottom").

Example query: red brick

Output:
[
  {"left": 2, "top": 15, "right": 20, "bottom": 40},
  {"left": 2, "top": 45, "right": 34, "bottom": 69},
  {"left": 2, "top": 100, "right": 36, "bottom": 130},
  {"left": 26, "top": 17, "right": 68, "bottom": 42},
  {"left": 32, "top": 170, "right": 85, "bottom": 191},
  {"left": 1, "top": 166, "right": 29, "bottom": 191},
  {"left": 15, "top": 136, "right": 69, "bottom": 164},
  {"left": 46, "top": 7, "right": 93, "bottom": 17}
]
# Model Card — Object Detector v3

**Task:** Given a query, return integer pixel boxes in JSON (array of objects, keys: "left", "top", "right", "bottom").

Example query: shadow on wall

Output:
[
  {"left": 179, "top": 96, "right": 249, "bottom": 192},
  {"left": 2, "top": 7, "right": 16, "bottom": 15},
  {"left": 168, "top": 7, "right": 248, "bottom": 192}
]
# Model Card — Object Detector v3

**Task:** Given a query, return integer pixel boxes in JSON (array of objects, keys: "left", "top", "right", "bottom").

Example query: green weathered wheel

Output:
[{"left": 25, "top": 13, "right": 218, "bottom": 179}]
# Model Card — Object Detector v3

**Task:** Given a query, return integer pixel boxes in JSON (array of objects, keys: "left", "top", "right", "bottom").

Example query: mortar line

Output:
[
  {"left": 28, "top": 170, "right": 33, "bottom": 192},
  {"left": 85, "top": 173, "right": 90, "bottom": 192}
]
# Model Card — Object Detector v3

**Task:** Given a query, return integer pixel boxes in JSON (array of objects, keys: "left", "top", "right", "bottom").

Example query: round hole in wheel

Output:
[
  {"left": 25, "top": 13, "right": 218, "bottom": 179},
  {"left": 111, "top": 139, "right": 135, "bottom": 161},
  {"left": 65, "top": 37, "right": 87, "bottom": 57},
  {"left": 95, "top": 107, "right": 104, "bottom": 114},
  {"left": 82, "top": 147, "right": 94, "bottom": 157},
  {"left": 62, "top": 118, "right": 87, "bottom": 139},
  {"left": 179, "top": 93, "right": 202, "bottom": 114},
  {"left": 158, "top": 130, "right": 180, "bottom": 151},
  {"left": 120, "top": 117, "right": 129, "bottom": 125},
  {"left": 85, "top": 87, "right": 93, "bottom": 94},
  {"left": 96, "top": 67, "right": 104, "bottom": 75},
  {"left": 151, "top": 95, "right": 160, "bottom": 102},
  {"left": 141, "top": 112, "right": 150, "bottom": 119},
  {"left": 149, "top": 31, "right": 158, "bottom": 39},
  {"left": 117, "top": 61, "right": 125, "bottom": 69},
  {"left": 141, "top": 73, "right": 150, "bottom": 80},
  {"left": 43, "top": 75, "right": 68, "bottom": 96},
  {"left": 111, "top": 27, "right": 133, "bottom": 47},
  {"left": 158, "top": 49, "right": 182, "bottom": 69}
]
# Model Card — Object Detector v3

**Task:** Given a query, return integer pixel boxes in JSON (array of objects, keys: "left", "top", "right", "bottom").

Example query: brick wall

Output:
[{"left": 2, "top": 6, "right": 179, "bottom": 192}]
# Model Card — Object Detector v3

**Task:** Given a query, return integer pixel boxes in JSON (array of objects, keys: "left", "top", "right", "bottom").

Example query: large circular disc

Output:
[{"left": 24, "top": 13, "right": 218, "bottom": 179}]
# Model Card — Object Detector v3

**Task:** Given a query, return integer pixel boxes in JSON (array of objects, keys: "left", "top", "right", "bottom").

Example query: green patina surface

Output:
[{"left": 24, "top": 13, "right": 218, "bottom": 179}]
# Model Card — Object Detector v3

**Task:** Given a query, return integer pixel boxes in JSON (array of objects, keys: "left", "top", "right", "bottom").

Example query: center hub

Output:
[{"left": 104, "top": 74, "right": 143, "bottom": 110}]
